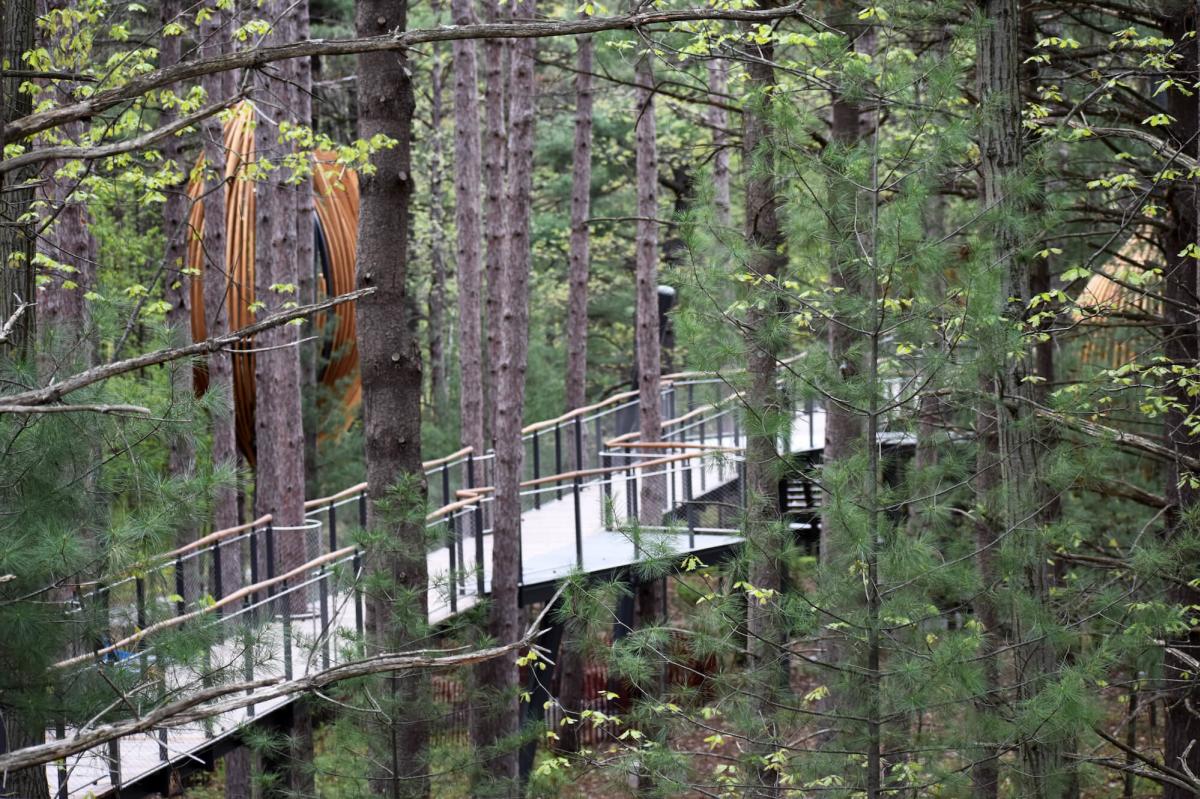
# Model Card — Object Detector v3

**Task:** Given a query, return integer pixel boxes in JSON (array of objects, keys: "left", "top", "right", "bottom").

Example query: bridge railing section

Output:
[{"left": 46, "top": 379, "right": 774, "bottom": 797}]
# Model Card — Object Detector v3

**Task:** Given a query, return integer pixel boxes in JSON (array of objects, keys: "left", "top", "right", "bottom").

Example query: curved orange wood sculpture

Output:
[{"left": 186, "top": 103, "right": 361, "bottom": 462}]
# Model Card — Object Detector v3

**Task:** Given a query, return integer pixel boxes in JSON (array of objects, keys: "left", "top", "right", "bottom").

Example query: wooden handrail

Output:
[
  {"left": 423, "top": 445, "right": 474, "bottom": 469},
  {"left": 604, "top": 441, "right": 735, "bottom": 451},
  {"left": 522, "top": 388, "right": 645, "bottom": 435},
  {"left": 57, "top": 545, "right": 358, "bottom": 670},
  {"left": 163, "top": 514, "right": 273, "bottom": 560},
  {"left": 304, "top": 481, "right": 369, "bottom": 510}
]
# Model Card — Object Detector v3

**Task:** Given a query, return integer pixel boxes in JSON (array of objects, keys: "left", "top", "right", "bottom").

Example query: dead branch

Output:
[
  {"left": 0, "top": 288, "right": 373, "bottom": 408},
  {"left": 0, "top": 403, "right": 151, "bottom": 415},
  {"left": 0, "top": 297, "right": 32, "bottom": 345}
]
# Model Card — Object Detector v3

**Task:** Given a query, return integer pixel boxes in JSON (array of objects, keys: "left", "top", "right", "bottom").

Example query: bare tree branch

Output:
[
  {"left": 0, "top": 297, "right": 32, "bottom": 345},
  {"left": 3, "top": 4, "right": 805, "bottom": 145},
  {"left": 0, "top": 403, "right": 151, "bottom": 415},
  {"left": 0, "top": 95, "right": 242, "bottom": 176},
  {"left": 0, "top": 288, "right": 373, "bottom": 407}
]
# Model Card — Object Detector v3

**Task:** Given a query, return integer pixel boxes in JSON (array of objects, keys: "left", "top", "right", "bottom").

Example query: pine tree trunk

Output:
[
  {"left": 634, "top": 53, "right": 663, "bottom": 526},
  {"left": 354, "top": 0, "right": 430, "bottom": 793},
  {"left": 159, "top": 0, "right": 202, "bottom": 610},
  {"left": 974, "top": 1, "right": 1056, "bottom": 795},
  {"left": 33, "top": 0, "right": 97, "bottom": 366},
  {"left": 821, "top": 10, "right": 867, "bottom": 704},
  {"left": 199, "top": 6, "right": 241, "bottom": 544},
  {"left": 0, "top": 0, "right": 37, "bottom": 357},
  {"left": 741, "top": 3, "right": 786, "bottom": 684},
  {"left": 631, "top": 52, "right": 667, "bottom": 678},
  {"left": 564, "top": 29, "right": 593, "bottom": 416},
  {"left": 707, "top": 59, "right": 731, "bottom": 227},
  {"left": 482, "top": 0, "right": 508, "bottom": 443},
  {"left": 252, "top": 0, "right": 308, "bottom": 578},
  {"left": 472, "top": 1, "right": 535, "bottom": 788},
  {"left": 1162, "top": 7, "right": 1200, "bottom": 794},
  {"left": 451, "top": 0, "right": 485, "bottom": 455},
  {"left": 428, "top": 55, "right": 450, "bottom": 413}
]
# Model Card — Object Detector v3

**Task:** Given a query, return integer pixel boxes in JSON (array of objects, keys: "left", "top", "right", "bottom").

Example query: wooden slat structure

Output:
[{"left": 185, "top": 102, "right": 361, "bottom": 461}]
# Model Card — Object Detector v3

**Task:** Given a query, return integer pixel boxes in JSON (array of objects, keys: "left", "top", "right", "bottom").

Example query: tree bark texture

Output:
[
  {"left": 634, "top": 52, "right": 663, "bottom": 525},
  {"left": 0, "top": 0, "right": 37, "bottom": 357},
  {"left": 707, "top": 58, "right": 731, "bottom": 227},
  {"left": 252, "top": 2, "right": 308, "bottom": 582},
  {"left": 1162, "top": 6, "right": 1200, "bottom": 795},
  {"left": 33, "top": 0, "right": 98, "bottom": 366},
  {"left": 741, "top": 10, "right": 786, "bottom": 681},
  {"left": 472, "top": 0, "right": 535, "bottom": 789},
  {"left": 451, "top": 0, "right": 485, "bottom": 455},
  {"left": 564, "top": 28, "right": 594, "bottom": 416},
  {"left": 198, "top": 5, "right": 242, "bottom": 549},
  {"left": 974, "top": 1, "right": 1056, "bottom": 796},
  {"left": 482, "top": 0, "right": 508, "bottom": 444},
  {"left": 354, "top": 0, "right": 431, "bottom": 792},
  {"left": 159, "top": 0, "right": 201, "bottom": 605},
  {"left": 428, "top": 54, "right": 450, "bottom": 414}
]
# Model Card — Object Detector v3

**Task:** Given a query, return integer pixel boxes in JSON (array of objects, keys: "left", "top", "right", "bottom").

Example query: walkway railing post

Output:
[
  {"left": 212, "top": 541, "right": 224, "bottom": 617},
  {"left": 593, "top": 414, "right": 602, "bottom": 471},
  {"left": 554, "top": 423, "right": 563, "bottom": 499},
  {"left": 468, "top": 453, "right": 485, "bottom": 597},
  {"left": 282, "top": 576, "right": 293, "bottom": 680},
  {"left": 442, "top": 463, "right": 451, "bottom": 509},
  {"left": 448, "top": 513, "right": 458, "bottom": 614},
  {"left": 573, "top": 476, "right": 583, "bottom": 568},
  {"left": 358, "top": 490, "right": 368, "bottom": 530},
  {"left": 601, "top": 452, "right": 612, "bottom": 527},
  {"left": 329, "top": 503, "right": 338, "bottom": 551},
  {"left": 248, "top": 525, "right": 260, "bottom": 621},
  {"left": 319, "top": 563, "right": 331, "bottom": 670},
  {"left": 684, "top": 456, "right": 695, "bottom": 548},
  {"left": 574, "top": 416, "right": 584, "bottom": 472},
  {"left": 55, "top": 714, "right": 67, "bottom": 799},
  {"left": 532, "top": 429, "right": 541, "bottom": 509},
  {"left": 353, "top": 549, "right": 364, "bottom": 639},
  {"left": 174, "top": 556, "right": 186, "bottom": 616},
  {"left": 107, "top": 738, "right": 120, "bottom": 792}
]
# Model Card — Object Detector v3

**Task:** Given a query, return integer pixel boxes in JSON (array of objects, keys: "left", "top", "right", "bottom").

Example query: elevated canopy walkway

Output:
[{"left": 42, "top": 376, "right": 829, "bottom": 798}]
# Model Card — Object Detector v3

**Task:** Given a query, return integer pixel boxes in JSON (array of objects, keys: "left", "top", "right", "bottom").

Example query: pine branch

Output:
[
  {"left": 3, "top": 4, "right": 806, "bottom": 145},
  {"left": 0, "top": 288, "right": 373, "bottom": 408}
]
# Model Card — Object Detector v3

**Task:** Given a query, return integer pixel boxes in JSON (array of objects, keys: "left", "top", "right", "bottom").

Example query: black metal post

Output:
[
  {"left": 174, "top": 557, "right": 186, "bottom": 616},
  {"left": 601, "top": 452, "right": 612, "bottom": 527},
  {"left": 359, "top": 490, "right": 368, "bottom": 530},
  {"left": 212, "top": 541, "right": 224, "bottom": 617},
  {"left": 448, "top": 514, "right": 458, "bottom": 614},
  {"left": 55, "top": 715, "right": 67, "bottom": 799},
  {"left": 353, "top": 550, "right": 364, "bottom": 638},
  {"left": 329, "top": 504, "right": 338, "bottom": 551},
  {"left": 248, "top": 527, "right": 260, "bottom": 622},
  {"left": 442, "top": 463, "right": 451, "bottom": 508},
  {"left": 554, "top": 423, "right": 563, "bottom": 500},
  {"left": 573, "top": 477, "right": 583, "bottom": 568},
  {"left": 319, "top": 567, "right": 331, "bottom": 669},
  {"left": 684, "top": 457, "right": 695, "bottom": 548},
  {"left": 107, "top": 739, "right": 120, "bottom": 791},
  {"left": 532, "top": 429, "right": 541, "bottom": 509},
  {"left": 574, "top": 416, "right": 584, "bottom": 472},
  {"left": 470, "top": 455, "right": 485, "bottom": 597},
  {"left": 282, "top": 577, "right": 293, "bottom": 680}
]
